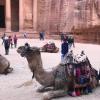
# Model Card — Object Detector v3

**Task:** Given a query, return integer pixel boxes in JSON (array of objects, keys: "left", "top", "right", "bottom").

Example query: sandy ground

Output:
[{"left": 0, "top": 38, "right": 100, "bottom": 100}]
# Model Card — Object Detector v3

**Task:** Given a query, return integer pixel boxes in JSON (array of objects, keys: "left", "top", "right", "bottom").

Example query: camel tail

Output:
[{"left": 98, "top": 69, "right": 100, "bottom": 80}]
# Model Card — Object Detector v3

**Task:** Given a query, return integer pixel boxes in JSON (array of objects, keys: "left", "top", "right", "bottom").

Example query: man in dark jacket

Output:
[
  {"left": 61, "top": 39, "right": 68, "bottom": 62},
  {"left": 4, "top": 36, "right": 10, "bottom": 55}
]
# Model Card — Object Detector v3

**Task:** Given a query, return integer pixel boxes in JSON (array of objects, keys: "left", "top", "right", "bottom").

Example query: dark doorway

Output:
[
  {"left": 0, "top": 6, "right": 5, "bottom": 28},
  {"left": 11, "top": 0, "right": 19, "bottom": 31}
]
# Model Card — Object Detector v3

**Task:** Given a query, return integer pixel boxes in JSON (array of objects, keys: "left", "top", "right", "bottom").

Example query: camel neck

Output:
[
  {"left": 26, "top": 54, "right": 53, "bottom": 86},
  {"left": 26, "top": 54, "right": 44, "bottom": 72}
]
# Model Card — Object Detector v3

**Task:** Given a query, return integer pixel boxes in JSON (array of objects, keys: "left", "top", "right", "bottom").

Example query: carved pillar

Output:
[
  {"left": 47, "top": 0, "right": 52, "bottom": 33},
  {"left": 33, "top": 0, "right": 37, "bottom": 33},
  {"left": 60, "top": 0, "right": 75, "bottom": 32},
  {"left": 6, "top": 0, "right": 11, "bottom": 32},
  {"left": 19, "top": 0, "right": 24, "bottom": 31}
]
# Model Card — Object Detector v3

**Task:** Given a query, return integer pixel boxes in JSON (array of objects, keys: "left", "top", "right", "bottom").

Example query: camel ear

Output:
[{"left": 24, "top": 43, "right": 30, "bottom": 50}]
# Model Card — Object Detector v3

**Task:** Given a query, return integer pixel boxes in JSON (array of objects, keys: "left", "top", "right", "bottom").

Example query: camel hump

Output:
[{"left": 54, "top": 65, "right": 68, "bottom": 82}]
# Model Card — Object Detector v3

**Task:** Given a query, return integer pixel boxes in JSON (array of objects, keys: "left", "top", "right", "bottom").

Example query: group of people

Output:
[
  {"left": 1, "top": 32, "right": 73, "bottom": 57},
  {"left": 1, "top": 33, "right": 18, "bottom": 55},
  {"left": 61, "top": 33, "right": 75, "bottom": 62}
]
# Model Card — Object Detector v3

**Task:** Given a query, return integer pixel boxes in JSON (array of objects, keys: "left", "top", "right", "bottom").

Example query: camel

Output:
[
  {"left": 0, "top": 54, "right": 13, "bottom": 74},
  {"left": 40, "top": 42, "right": 59, "bottom": 53},
  {"left": 17, "top": 43, "right": 99, "bottom": 100}
]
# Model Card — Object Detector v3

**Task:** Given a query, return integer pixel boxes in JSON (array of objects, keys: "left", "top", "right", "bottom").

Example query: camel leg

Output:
[
  {"left": 37, "top": 86, "right": 54, "bottom": 92},
  {"left": 43, "top": 90, "right": 67, "bottom": 100}
]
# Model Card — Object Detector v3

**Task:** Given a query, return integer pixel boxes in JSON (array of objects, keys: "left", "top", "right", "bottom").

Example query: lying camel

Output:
[
  {"left": 40, "top": 42, "right": 59, "bottom": 53},
  {"left": 17, "top": 43, "right": 99, "bottom": 100},
  {"left": 0, "top": 54, "right": 13, "bottom": 74}
]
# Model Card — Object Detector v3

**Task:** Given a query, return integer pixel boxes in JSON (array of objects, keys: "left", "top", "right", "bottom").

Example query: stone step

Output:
[
  {"left": 0, "top": 32, "right": 60, "bottom": 39},
  {"left": 0, "top": 32, "right": 100, "bottom": 44}
]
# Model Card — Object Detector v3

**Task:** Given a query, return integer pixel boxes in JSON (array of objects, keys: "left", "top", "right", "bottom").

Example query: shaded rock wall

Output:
[
  {"left": 59, "top": 0, "right": 75, "bottom": 32},
  {"left": 74, "top": 0, "right": 100, "bottom": 29},
  {"left": 36, "top": 0, "right": 100, "bottom": 33},
  {"left": 37, "top": 0, "right": 75, "bottom": 33},
  {"left": 19, "top": 0, "right": 100, "bottom": 33},
  {"left": 37, "top": 0, "right": 51, "bottom": 32},
  {"left": 3, "top": 0, "right": 100, "bottom": 33},
  {"left": 0, "top": 1, "right": 5, "bottom": 5},
  {"left": 24, "top": 0, "right": 33, "bottom": 29}
]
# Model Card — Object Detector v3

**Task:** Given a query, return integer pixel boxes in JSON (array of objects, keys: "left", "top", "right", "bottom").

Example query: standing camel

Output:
[{"left": 17, "top": 43, "right": 99, "bottom": 100}]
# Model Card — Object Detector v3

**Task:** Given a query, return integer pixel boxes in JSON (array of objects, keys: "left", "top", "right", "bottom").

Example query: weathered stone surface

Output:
[
  {"left": 59, "top": 0, "right": 75, "bottom": 32},
  {"left": 0, "top": 0, "right": 100, "bottom": 33},
  {"left": 37, "top": 0, "right": 75, "bottom": 33},
  {"left": 24, "top": 0, "right": 33, "bottom": 29},
  {"left": 36, "top": 0, "right": 100, "bottom": 32},
  {"left": 37, "top": 0, "right": 51, "bottom": 32},
  {"left": 0, "top": 1, "right": 4, "bottom": 5},
  {"left": 74, "top": 0, "right": 100, "bottom": 29}
]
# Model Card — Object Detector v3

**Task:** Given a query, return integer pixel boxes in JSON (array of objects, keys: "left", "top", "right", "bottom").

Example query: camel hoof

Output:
[
  {"left": 7, "top": 68, "right": 13, "bottom": 73},
  {"left": 37, "top": 88, "right": 43, "bottom": 92},
  {"left": 43, "top": 93, "right": 51, "bottom": 100},
  {"left": 3, "top": 67, "right": 13, "bottom": 75}
]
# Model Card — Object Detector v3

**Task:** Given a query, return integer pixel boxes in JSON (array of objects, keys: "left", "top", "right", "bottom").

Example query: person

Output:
[
  {"left": 60, "top": 33, "right": 64, "bottom": 42},
  {"left": 4, "top": 36, "right": 10, "bottom": 55},
  {"left": 39, "top": 32, "right": 42, "bottom": 40},
  {"left": 1, "top": 33, "right": 6, "bottom": 45},
  {"left": 67, "top": 35, "right": 75, "bottom": 49},
  {"left": 23, "top": 32, "right": 27, "bottom": 38},
  {"left": 13, "top": 34, "right": 18, "bottom": 48},
  {"left": 8, "top": 36, "right": 13, "bottom": 48},
  {"left": 42, "top": 31, "right": 45, "bottom": 40},
  {"left": 39, "top": 31, "right": 45, "bottom": 40},
  {"left": 25, "top": 42, "right": 30, "bottom": 50},
  {"left": 61, "top": 39, "right": 69, "bottom": 62}
]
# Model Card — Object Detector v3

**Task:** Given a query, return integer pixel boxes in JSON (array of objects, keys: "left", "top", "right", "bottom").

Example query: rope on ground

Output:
[{"left": 15, "top": 79, "right": 33, "bottom": 88}]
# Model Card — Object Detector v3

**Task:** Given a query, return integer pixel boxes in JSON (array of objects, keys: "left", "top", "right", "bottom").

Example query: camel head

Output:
[
  {"left": 17, "top": 43, "right": 42, "bottom": 79},
  {"left": 17, "top": 43, "right": 40, "bottom": 57}
]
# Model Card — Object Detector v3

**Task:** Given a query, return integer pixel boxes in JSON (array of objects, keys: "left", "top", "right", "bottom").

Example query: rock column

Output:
[
  {"left": 33, "top": 0, "right": 37, "bottom": 33},
  {"left": 6, "top": 0, "right": 11, "bottom": 32},
  {"left": 19, "top": 0, "right": 24, "bottom": 31}
]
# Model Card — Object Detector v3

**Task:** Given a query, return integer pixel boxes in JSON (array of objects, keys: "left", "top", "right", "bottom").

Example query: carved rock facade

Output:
[{"left": 0, "top": 0, "right": 100, "bottom": 33}]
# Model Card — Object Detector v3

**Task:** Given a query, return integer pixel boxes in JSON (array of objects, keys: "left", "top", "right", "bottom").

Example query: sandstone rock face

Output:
[
  {"left": 36, "top": 0, "right": 100, "bottom": 33},
  {"left": 37, "top": 0, "right": 51, "bottom": 32},
  {"left": 59, "top": 0, "right": 75, "bottom": 32},
  {"left": 24, "top": 0, "right": 33, "bottom": 29},
  {"left": 37, "top": 0, "right": 75, "bottom": 33},
  {"left": 0, "top": 1, "right": 4, "bottom": 5},
  {"left": 74, "top": 0, "right": 100, "bottom": 29},
  {"left": 0, "top": 0, "right": 100, "bottom": 33}
]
